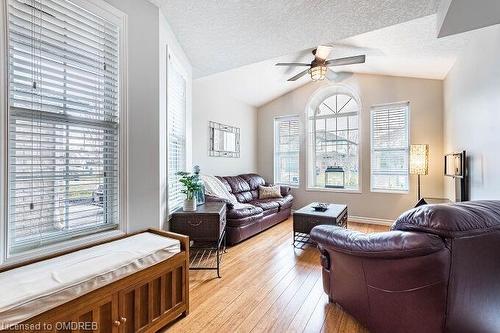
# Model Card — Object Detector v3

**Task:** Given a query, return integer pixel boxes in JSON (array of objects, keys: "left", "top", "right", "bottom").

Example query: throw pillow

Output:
[{"left": 259, "top": 185, "right": 282, "bottom": 199}]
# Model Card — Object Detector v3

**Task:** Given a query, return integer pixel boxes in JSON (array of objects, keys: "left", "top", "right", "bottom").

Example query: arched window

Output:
[{"left": 307, "top": 86, "right": 360, "bottom": 190}]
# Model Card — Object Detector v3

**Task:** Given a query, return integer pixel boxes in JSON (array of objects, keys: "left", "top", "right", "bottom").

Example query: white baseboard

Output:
[{"left": 349, "top": 215, "right": 394, "bottom": 226}]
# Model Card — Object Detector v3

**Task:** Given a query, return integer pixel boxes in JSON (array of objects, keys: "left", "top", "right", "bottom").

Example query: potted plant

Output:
[{"left": 176, "top": 171, "right": 203, "bottom": 211}]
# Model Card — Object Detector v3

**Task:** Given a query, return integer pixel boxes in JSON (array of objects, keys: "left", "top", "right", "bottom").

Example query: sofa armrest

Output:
[
  {"left": 205, "top": 195, "right": 234, "bottom": 209},
  {"left": 280, "top": 185, "right": 291, "bottom": 197},
  {"left": 310, "top": 225, "right": 445, "bottom": 259}
]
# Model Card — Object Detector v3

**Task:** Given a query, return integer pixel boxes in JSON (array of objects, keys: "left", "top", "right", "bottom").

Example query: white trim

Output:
[
  {"left": 0, "top": 0, "right": 8, "bottom": 267},
  {"left": 1, "top": 0, "right": 129, "bottom": 265},
  {"left": 349, "top": 215, "right": 394, "bottom": 226}
]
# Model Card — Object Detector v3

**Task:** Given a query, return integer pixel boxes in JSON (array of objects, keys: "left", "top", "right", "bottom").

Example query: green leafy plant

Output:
[{"left": 176, "top": 171, "right": 202, "bottom": 200}]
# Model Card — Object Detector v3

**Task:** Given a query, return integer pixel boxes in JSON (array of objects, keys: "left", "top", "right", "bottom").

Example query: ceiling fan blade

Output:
[
  {"left": 287, "top": 69, "right": 309, "bottom": 81},
  {"left": 326, "top": 70, "right": 353, "bottom": 82},
  {"left": 326, "top": 55, "right": 366, "bottom": 66},
  {"left": 315, "top": 45, "right": 333, "bottom": 61},
  {"left": 275, "top": 62, "right": 310, "bottom": 67}
]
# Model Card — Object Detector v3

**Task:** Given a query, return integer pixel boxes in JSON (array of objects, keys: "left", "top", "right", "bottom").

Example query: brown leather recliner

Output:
[
  {"left": 311, "top": 200, "right": 500, "bottom": 333},
  {"left": 206, "top": 173, "right": 293, "bottom": 244}
]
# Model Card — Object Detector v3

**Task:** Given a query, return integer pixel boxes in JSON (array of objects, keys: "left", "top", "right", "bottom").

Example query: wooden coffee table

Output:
[{"left": 293, "top": 202, "right": 348, "bottom": 248}]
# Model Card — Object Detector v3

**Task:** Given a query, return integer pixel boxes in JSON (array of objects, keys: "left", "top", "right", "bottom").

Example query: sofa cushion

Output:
[
  {"left": 240, "top": 174, "right": 266, "bottom": 199},
  {"left": 224, "top": 176, "right": 250, "bottom": 194},
  {"left": 393, "top": 200, "right": 500, "bottom": 238},
  {"left": 216, "top": 176, "right": 233, "bottom": 194},
  {"left": 250, "top": 199, "right": 280, "bottom": 211},
  {"left": 226, "top": 205, "right": 263, "bottom": 220},
  {"left": 227, "top": 211, "right": 264, "bottom": 227},
  {"left": 223, "top": 176, "right": 254, "bottom": 203},
  {"left": 240, "top": 174, "right": 265, "bottom": 190}
]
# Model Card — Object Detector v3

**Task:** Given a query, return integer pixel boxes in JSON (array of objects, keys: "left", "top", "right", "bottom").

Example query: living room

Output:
[{"left": 0, "top": 0, "right": 499, "bottom": 333}]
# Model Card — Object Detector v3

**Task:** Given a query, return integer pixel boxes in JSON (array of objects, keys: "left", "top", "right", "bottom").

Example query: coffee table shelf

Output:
[{"left": 293, "top": 203, "right": 348, "bottom": 248}]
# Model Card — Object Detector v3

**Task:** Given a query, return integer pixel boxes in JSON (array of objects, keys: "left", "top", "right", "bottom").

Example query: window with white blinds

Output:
[
  {"left": 370, "top": 102, "right": 410, "bottom": 192},
  {"left": 6, "top": 0, "right": 121, "bottom": 254},
  {"left": 274, "top": 116, "right": 300, "bottom": 187},
  {"left": 167, "top": 54, "right": 187, "bottom": 214}
]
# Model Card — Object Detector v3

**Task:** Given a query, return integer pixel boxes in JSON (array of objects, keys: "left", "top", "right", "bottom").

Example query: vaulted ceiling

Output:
[
  {"left": 156, "top": 0, "right": 439, "bottom": 78},
  {"left": 193, "top": 14, "right": 477, "bottom": 107}
]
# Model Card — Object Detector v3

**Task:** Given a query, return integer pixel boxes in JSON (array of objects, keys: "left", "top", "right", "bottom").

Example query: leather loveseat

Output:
[
  {"left": 206, "top": 173, "right": 293, "bottom": 244},
  {"left": 311, "top": 200, "right": 500, "bottom": 333}
]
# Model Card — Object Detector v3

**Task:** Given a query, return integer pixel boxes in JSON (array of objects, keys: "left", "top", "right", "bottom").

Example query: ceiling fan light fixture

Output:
[{"left": 309, "top": 65, "right": 327, "bottom": 81}]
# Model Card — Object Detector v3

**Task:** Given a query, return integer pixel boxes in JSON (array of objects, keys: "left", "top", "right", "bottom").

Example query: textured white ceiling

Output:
[
  {"left": 195, "top": 14, "right": 476, "bottom": 108},
  {"left": 156, "top": 0, "right": 439, "bottom": 78}
]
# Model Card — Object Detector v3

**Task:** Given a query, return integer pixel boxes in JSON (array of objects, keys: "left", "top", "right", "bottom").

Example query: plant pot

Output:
[{"left": 183, "top": 198, "right": 197, "bottom": 212}]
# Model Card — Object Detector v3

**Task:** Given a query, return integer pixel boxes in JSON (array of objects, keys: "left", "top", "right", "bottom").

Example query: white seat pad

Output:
[{"left": 0, "top": 232, "right": 180, "bottom": 329}]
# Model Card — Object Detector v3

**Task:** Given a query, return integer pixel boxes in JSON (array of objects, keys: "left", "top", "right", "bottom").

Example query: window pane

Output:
[
  {"left": 7, "top": 0, "right": 120, "bottom": 254},
  {"left": 370, "top": 103, "right": 410, "bottom": 192},
  {"left": 168, "top": 55, "right": 187, "bottom": 213},
  {"left": 309, "top": 93, "right": 360, "bottom": 190},
  {"left": 274, "top": 116, "right": 300, "bottom": 186}
]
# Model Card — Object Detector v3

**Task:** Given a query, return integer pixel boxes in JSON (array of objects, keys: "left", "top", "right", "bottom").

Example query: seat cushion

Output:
[
  {"left": 226, "top": 205, "right": 263, "bottom": 220},
  {"left": 250, "top": 199, "right": 280, "bottom": 211},
  {"left": 0, "top": 233, "right": 180, "bottom": 328}
]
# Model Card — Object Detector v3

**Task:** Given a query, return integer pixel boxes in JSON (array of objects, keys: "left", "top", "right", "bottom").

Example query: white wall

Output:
[
  {"left": 443, "top": 25, "right": 500, "bottom": 200},
  {"left": 192, "top": 78, "right": 258, "bottom": 176},
  {"left": 102, "top": 0, "right": 192, "bottom": 231},
  {"left": 258, "top": 74, "right": 444, "bottom": 221}
]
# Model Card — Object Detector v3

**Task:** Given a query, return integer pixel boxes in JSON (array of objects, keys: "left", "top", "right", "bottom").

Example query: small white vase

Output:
[{"left": 183, "top": 198, "right": 197, "bottom": 212}]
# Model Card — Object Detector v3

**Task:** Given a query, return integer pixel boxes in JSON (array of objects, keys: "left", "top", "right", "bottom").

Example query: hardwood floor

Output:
[{"left": 163, "top": 218, "right": 389, "bottom": 333}]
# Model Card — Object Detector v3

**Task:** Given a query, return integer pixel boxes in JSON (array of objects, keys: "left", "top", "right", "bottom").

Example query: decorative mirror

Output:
[{"left": 209, "top": 121, "right": 240, "bottom": 158}]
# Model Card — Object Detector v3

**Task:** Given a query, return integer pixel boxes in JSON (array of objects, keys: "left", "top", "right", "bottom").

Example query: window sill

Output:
[
  {"left": 275, "top": 183, "right": 300, "bottom": 189},
  {"left": 2, "top": 229, "right": 125, "bottom": 269},
  {"left": 371, "top": 189, "right": 409, "bottom": 194},
  {"left": 306, "top": 187, "right": 362, "bottom": 194}
]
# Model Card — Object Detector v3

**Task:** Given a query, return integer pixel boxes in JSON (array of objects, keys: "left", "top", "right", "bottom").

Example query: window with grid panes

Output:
[{"left": 6, "top": 0, "right": 122, "bottom": 254}]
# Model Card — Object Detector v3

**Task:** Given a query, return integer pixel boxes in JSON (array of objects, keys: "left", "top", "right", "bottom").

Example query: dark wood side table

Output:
[
  {"left": 170, "top": 202, "right": 226, "bottom": 277},
  {"left": 293, "top": 203, "right": 348, "bottom": 248}
]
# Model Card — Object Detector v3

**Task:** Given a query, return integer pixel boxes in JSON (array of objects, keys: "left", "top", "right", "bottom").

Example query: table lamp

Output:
[{"left": 410, "top": 144, "right": 429, "bottom": 200}]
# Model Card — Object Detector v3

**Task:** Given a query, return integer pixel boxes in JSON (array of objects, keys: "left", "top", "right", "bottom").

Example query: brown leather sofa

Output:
[
  {"left": 206, "top": 173, "right": 293, "bottom": 244},
  {"left": 311, "top": 200, "right": 500, "bottom": 333}
]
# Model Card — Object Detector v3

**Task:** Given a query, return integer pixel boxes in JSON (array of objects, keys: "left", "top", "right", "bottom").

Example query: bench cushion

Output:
[{"left": 0, "top": 232, "right": 180, "bottom": 328}]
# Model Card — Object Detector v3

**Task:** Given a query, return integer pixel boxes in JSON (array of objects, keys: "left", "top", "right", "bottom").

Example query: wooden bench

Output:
[{"left": 0, "top": 229, "right": 189, "bottom": 333}]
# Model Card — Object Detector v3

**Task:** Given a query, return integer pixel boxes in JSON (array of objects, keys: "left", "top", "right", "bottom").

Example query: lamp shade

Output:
[{"left": 410, "top": 144, "right": 429, "bottom": 175}]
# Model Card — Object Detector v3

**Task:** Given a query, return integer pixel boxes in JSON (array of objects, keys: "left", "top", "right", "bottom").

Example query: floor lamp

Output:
[{"left": 410, "top": 144, "right": 429, "bottom": 201}]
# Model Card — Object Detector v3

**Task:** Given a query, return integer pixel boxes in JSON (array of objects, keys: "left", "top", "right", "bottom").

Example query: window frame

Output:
[
  {"left": 273, "top": 115, "right": 300, "bottom": 188},
  {"left": 166, "top": 51, "right": 188, "bottom": 215},
  {"left": 370, "top": 101, "right": 410, "bottom": 194},
  {"left": 0, "top": 0, "right": 128, "bottom": 266},
  {"left": 306, "top": 86, "right": 362, "bottom": 194}
]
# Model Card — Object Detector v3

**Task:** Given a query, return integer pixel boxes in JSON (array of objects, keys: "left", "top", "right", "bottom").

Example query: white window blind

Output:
[
  {"left": 167, "top": 54, "right": 186, "bottom": 214},
  {"left": 370, "top": 102, "right": 409, "bottom": 192},
  {"left": 7, "top": 0, "right": 120, "bottom": 254},
  {"left": 274, "top": 116, "right": 300, "bottom": 186}
]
